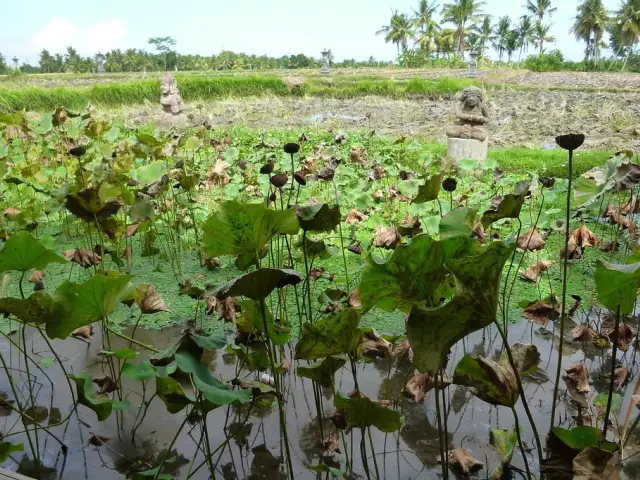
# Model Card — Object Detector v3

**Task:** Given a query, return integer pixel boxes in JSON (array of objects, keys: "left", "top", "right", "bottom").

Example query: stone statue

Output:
[
  {"left": 446, "top": 86, "right": 489, "bottom": 141},
  {"left": 160, "top": 73, "right": 184, "bottom": 115}
]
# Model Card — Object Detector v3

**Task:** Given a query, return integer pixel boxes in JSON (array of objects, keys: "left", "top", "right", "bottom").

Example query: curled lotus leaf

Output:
[
  {"left": 296, "top": 203, "right": 341, "bottom": 233},
  {"left": 481, "top": 183, "right": 529, "bottom": 229},
  {"left": 213, "top": 268, "right": 303, "bottom": 301},
  {"left": 453, "top": 355, "right": 518, "bottom": 407},
  {"left": 407, "top": 241, "right": 514, "bottom": 374},
  {"left": 65, "top": 187, "right": 123, "bottom": 222}
]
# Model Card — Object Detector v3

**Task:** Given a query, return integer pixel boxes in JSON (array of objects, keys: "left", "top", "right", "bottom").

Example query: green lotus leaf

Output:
[
  {"left": 237, "top": 299, "right": 290, "bottom": 346},
  {"left": 0, "top": 441, "right": 24, "bottom": 462},
  {"left": 47, "top": 273, "right": 134, "bottom": 339},
  {"left": 202, "top": 201, "right": 299, "bottom": 264},
  {"left": 0, "top": 292, "right": 53, "bottom": 325},
  {"left": 297, "top": 355, "right": 347, "bottom": 388},
  {"left": 411, "top": 174, "right": 442, "bottom": 204},
  {"left": 595, "top": 260, "right": 640, "bottom": 314},
  {"left": 0, "top": 231, "right": 67, "bottom": 273},
  {"left": 69, "top": 373, "right": 114, "bottom": 421},
  {"left": 295, "top": 309, "right": 362, "bottom": 360},
  {"left": 334, "top": 392, "right": 403, "bottom": 433}
]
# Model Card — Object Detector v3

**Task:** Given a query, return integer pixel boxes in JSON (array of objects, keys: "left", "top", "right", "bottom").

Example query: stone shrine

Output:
[
  {"left": 158, "top": 73, "right": 187, "bottom": 128},
  {"left": 446, "top": 86, "right": 489, "bottom": 163}
]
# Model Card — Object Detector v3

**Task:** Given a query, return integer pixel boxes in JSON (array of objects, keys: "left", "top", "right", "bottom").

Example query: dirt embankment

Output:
[{"left": 124, "top": 87, "right": 640, "bottom": 150}]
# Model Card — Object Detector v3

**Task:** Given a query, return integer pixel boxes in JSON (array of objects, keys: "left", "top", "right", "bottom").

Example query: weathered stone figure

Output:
[
  {"left": 160, "top": 72, "right": 184, "bottom": 115},
  {"left": 446, "top": 86, "right": 489, "bottom": 141},
  {"left": 446, "top": 86, "right": 489, "bottom": 162}
]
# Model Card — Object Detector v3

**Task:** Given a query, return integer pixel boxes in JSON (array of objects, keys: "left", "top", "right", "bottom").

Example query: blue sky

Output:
[{"left": 0, "top": 0, "right": 622, "bottom": 64}]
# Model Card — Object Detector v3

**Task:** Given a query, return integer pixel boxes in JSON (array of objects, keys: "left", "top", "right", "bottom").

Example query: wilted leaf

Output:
[
  {"left": 296, "top": 203, "right": 340, "bottom": 233},
  {"left": 523, "top": 300, "right": 559, "bottom": 325},
  {"left": 453, "top": 355, "right": 518, "bottom": 407},
  {"left": 605, "top": 323, "right": 634, "bottom": 352},
  {"left": 573, "top": 446, "right": 621, "bottom": 480},
  {"left": 360, "top": 327, "right": 392, "bottom": 358},
  {"left": 23, "top": 405, "right": 48, "bottom": 425},
  {"left": 490, "top": 427, "right": 517, "bottom": 479},
  {"left": 93, "top": 376, "right": 117, "bottom": 395},
  {"left": 572, "top": 325, "right": 598, "bottom": 342},
  {"left": 135, "top": 284, "right": 168, "bottom": 314},
  {"left": 520, "top": 260, "right": 552, "bottom": 283},
  {"left": 445, "top": 448, "right": 484, "bottom": 475},
  {"left": 323, "top": 433, "right": 341, "bottom": 454},
  {"left": 403, "top": 371, "right": 451, "bottom": 404},
  {"left": 214, "top": 268, "right": 303, "bottom": 301},
  {"left": 64, "top": 249, "right": 101, "bottom": 268},
  {"left": 71, "top": 324, "right": 94, "bottom": 339},
  {"left": 28, "top": 271, "right": 45, "bottom": 283},
  {"left": 345, "top": 209, "right": 367, "bottom": 225},
  {"left": 506, "top": 343, "right": 540, "bottom": 375},
  {"left": 65, "top": 187, "right": 123, "bottom": 222},
  {"left": 373, "top": 226, "right": 402, "bottom": 249},
  {"left": 516, "top": 229, "right": 545, "bottom": 251}
]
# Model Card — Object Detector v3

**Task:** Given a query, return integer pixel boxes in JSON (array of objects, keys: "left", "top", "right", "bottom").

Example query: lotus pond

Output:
[{"left": 0, "top": 109, "right": 639, "bottom": 479}]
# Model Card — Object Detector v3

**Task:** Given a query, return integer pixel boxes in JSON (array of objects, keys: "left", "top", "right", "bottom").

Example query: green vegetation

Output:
[{"left": 0, "top": 107, "right": 638, "bottom": 479}]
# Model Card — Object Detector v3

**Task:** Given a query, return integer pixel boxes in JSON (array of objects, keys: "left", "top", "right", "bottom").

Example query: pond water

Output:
[{"left": 1, "top": 309, "right": 640, "bottom": 479}]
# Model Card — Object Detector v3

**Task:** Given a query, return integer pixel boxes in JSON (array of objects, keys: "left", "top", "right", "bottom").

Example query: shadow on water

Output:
[{"left": 2, "top": 308, "right": 640, "bottom": 479}]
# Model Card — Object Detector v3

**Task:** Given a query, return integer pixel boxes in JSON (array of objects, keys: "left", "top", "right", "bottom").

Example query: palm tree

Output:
[
  {"left": 525, "top": 0, "right": 557, "bottom": 23},
  {"left": 376, "top": 11, "right": 415, "bottom": 54},
  {"left": 617, "top": 0, "right": 640, "bottom": 50},
  {"left": 517, "top": 15, "right": 536, "bottom": 60},
  {"left": 505, "top": 29, "right": 519, "bottom": 61},
  {"left": 413, "top": 0, "right": 441, "bottom": 53},
  {"left": 534, "top": 20, "right": 555, "bottom": 54},
  {"left": 441, "top": 0, "right": 486, "bottom": 55},
  {"left": 435, "top": 28, "right": 457, "bottom": 57},
  {"left": 472, "top": 15, "right": 493, "bottom": 57},
  {"left": 571, "top": 0, "right": 609, "bottom": 64},
  {"left": 492, "top": 16, "right": 512, "bottom": 61},
  {"left": 39, "top": 49, "right": 55, "bottom": 73}
]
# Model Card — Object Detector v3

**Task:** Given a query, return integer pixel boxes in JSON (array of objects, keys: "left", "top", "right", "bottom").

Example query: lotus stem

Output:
[
  {"left": 551, "top": 148, "right": 573, "bottom": 430},
  {"left": 603, "top": 304, "right": 620, "bottom": 436}
]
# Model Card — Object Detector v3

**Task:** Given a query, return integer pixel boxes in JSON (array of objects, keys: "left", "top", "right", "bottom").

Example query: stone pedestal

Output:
[{"left": 447, "top": 137, "right": 488, "bottom": 163}]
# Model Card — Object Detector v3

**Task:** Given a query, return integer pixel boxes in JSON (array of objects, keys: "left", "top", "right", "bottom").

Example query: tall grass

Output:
[{"left": 0, "top": 75, "right": 479, "bottom": 111}]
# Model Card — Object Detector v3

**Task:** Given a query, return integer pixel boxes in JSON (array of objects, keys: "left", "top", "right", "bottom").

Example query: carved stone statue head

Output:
[
  {"left": 460, "top": 86, "right": 484, "bottom": 109},
  {"left": 160, "top": 73, "right": 178, "bottom": 96}
]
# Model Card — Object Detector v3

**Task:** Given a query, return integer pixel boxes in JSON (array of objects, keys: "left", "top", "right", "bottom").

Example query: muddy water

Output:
[{"left": 1, "top": 312, "right": 640, "bottom": 479}]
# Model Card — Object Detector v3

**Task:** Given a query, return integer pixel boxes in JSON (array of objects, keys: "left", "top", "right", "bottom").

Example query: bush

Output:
[{"left": 523, "top": 50, "right": 565, "bottom": 72}]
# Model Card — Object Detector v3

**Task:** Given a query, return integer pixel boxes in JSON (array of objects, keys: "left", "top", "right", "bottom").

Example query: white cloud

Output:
[
  {"left": 32, "top": 16, "right": 77, "bottom": 54},
  {"left": 86, "top": 19, "right": 127, "bottom": 54},
  {"left": 31, "top": 16, "right": 127, "bottom": 55}
]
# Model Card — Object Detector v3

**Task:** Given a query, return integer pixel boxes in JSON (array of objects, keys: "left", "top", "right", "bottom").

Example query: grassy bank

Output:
[{"left": 0, "top": 75, "right": 481, "bottom": 111}]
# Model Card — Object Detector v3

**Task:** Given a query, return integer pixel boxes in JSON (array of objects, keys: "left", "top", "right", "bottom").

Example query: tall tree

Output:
[
  {"left": 435, "top": 28, "right": 457, "bottom": 57},
  {"left": 413, "top": 0, "right": 441, "bottom": 53},
  {"left": 534, "top": 20, "right": 555, "bottom": 54},
  {"left": 571, "top": 0, "right": 609, "bottom": 64},
  {"left": 517, "top": 15, "right": 536, "bottom": 59},
  {"left": 376, "top": 11, "right": 415, "bottom": 54},
  {"left": 525, "top": 0, "right": 557, "bottom": 23},
  {"left": 148, "top": 36, "right": 177, "bottom": 70},
  {"left": 617, "top": 0, "right": 640, "bottom": 52},
  {"left": 492, "top": 16, "right": 512, "bottom": 61},
  {"left": 39, "top": 49, "right": 55, "bottom": 73},
  {"left": 441, "top": 0, "right": 486, "bottom": 55},
  {"left": 0, "top": 53, "right": 7, "bottom": 74},
  {"left": 472, "top": 15, "right": 493, "bottom": 57},
  {"left": 505, "top": 29, "right": 519, "bottom": 61}
]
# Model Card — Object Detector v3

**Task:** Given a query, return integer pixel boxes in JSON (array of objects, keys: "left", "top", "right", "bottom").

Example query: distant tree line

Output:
[
  {"left": 0, "top": 36, "right": 392, "bottom": 75},
  {"left": 377, "top": 0, "right": 640, "bottom": 70}
]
